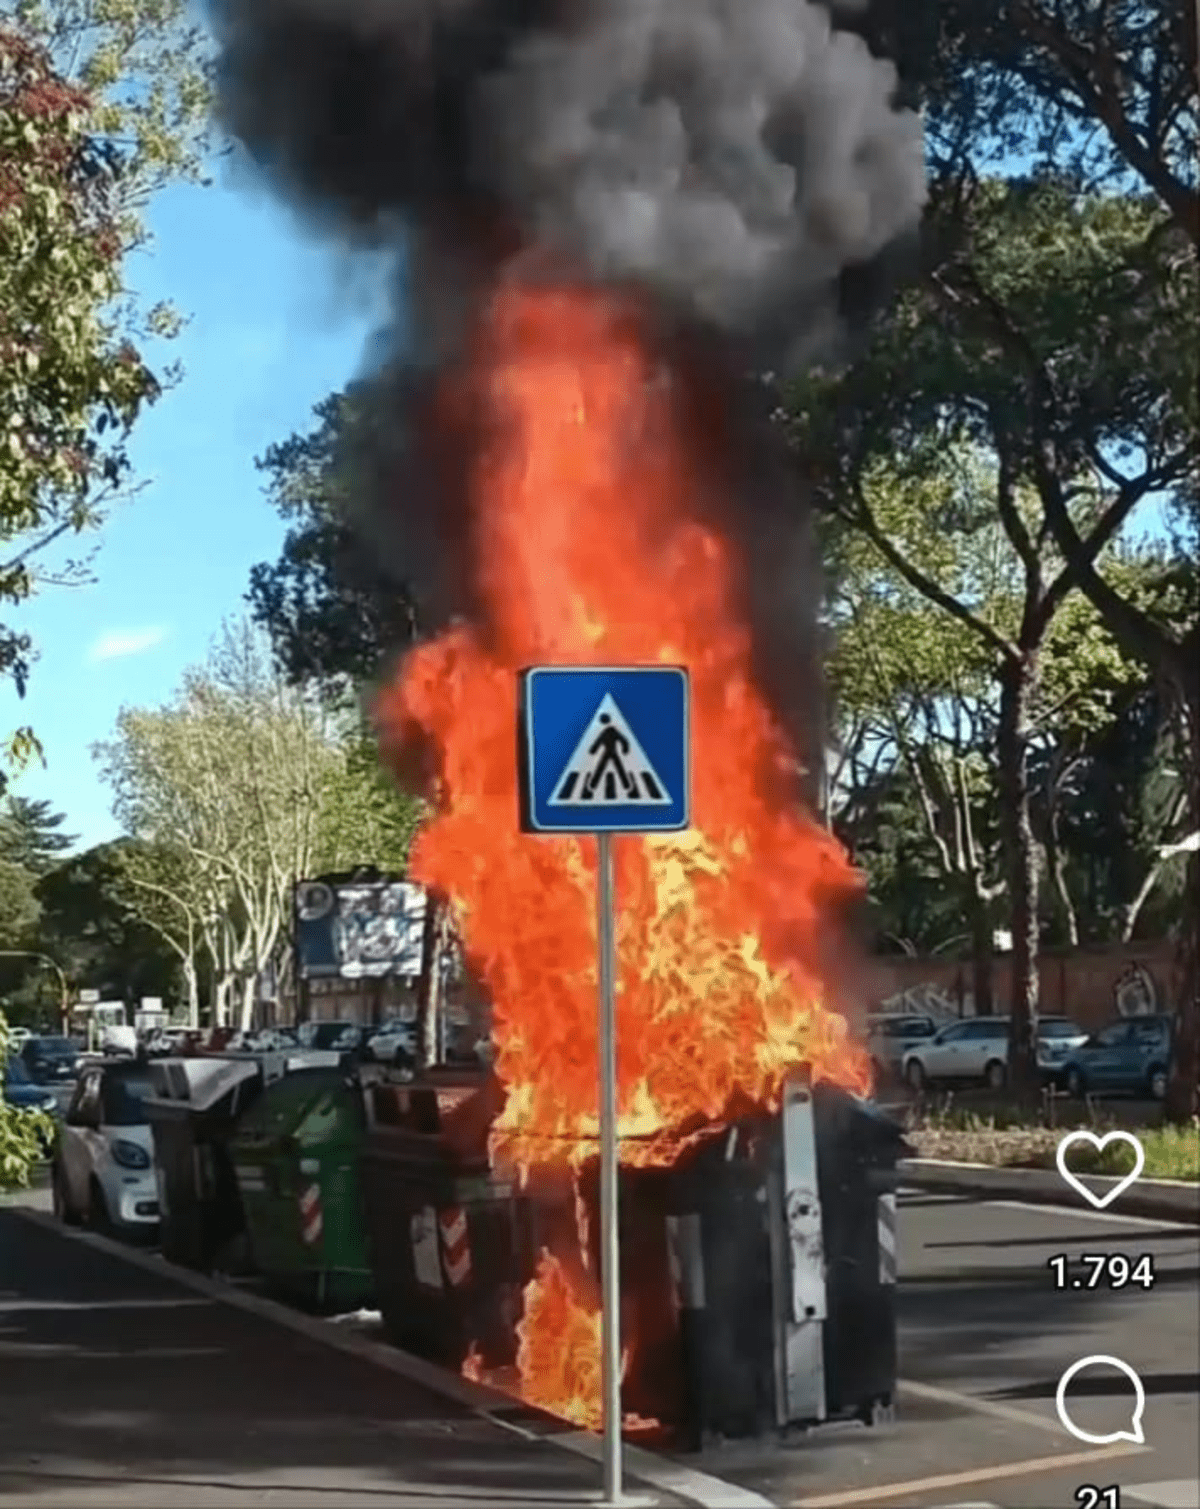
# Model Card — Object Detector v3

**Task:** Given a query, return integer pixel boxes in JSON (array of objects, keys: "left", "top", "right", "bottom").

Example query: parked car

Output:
[
  {"left": 236, "top": 1028, "right": 299, "bottom": 1053},
  {"left": 3, "top": 1056, "right": 59, "bottom": 1154},
  {"left": 865, "top": 1013, "right": 940, "bottom": 1079},
  {"left": 296, "top": 1021, "right": 363, "bottom": 1053},
  {"left": 365, "top": 1020, "right": 416, "bottom": 1065},
  {"left": 1035, "top": 1016, "right": 1091, "bottom": 1082},
  {"left": 20, "top": 1034, "right": 81, "bottom": 1086},
  {"left": 1058, "top": 1015, "right": 1176, "bottom": 1101},
  {"left": 902, "top": 1016, "right": 1012, "bottom": 1091},
  {"left": 51, "top": 1058, "right": 160, "bottom": 1237}
]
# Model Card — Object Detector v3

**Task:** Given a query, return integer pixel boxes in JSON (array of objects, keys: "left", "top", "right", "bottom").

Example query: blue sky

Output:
[{"left": 7, "top": 171, "right": 389, "bottom": 851}]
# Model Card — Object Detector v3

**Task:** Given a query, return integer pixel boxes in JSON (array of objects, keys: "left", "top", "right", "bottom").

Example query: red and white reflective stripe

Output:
[
  {"left": 298, "top": 1183, "right": 323, "bottom": 1247},
  {"left": 438, "top": 1205, "right": 472, "bottom": 1287}
]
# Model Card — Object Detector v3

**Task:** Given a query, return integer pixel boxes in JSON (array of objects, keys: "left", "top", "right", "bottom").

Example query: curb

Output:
[
  {"left": 6, "top": 1206, "right": 770, "bottom": 1509},
  {"left": 899, "top": 1158, "right": 1200, "bottom": 1224}
]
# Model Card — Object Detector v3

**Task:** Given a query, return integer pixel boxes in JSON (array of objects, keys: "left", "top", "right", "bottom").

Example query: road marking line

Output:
[
  {"left": 897, "top": 1378, "right": 1070, "bottom": 1437},
  {"left": 786, "top": 1443, "right": 1146, "bottom": 1507},
  {"left": 1125, "top": 1481, "right": 1200, "bottom": 1508},
  {"left": 981, "top": 1199, "right": 1198, "bottom": 1231},
  {"left": 7, "top": 1208, "right": 756, "bottom": 1509}
]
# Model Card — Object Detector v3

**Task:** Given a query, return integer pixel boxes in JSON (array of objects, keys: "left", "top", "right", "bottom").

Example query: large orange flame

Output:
[
  {"left": 375, "top": 279, "right": 869, "bottom": 1426},
  {"left": 376, "top": 281, "right": 868, "bottom": 1170}
]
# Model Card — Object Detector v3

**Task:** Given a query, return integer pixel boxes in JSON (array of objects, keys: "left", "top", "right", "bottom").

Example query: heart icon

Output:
[{"left": 1056, "top": 1130, "right": 1145, "bottom": 1209}]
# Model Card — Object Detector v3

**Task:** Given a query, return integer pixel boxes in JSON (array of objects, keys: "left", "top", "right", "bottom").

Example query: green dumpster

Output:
[{"left": 230, "top": 1067, "right": 374, "bottom": 1312}]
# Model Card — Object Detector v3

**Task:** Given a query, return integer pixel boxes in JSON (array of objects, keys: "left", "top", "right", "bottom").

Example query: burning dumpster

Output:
[
  {"left": 466, "top": 1074, "right": 908, "bottom": 1449},
  {"left": 359, "top": 1067, "right": 547, "bottom": 1371},
  {"left": 607, "top": 1077, "right": 909, "bottom": 1447}
]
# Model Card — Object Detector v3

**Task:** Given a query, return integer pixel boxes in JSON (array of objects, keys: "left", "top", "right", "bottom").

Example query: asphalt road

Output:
[
  {"left": 1, "top": 1184, "right": 1197, "bottom": 1509},
  {"left": 0, "top": 1206, "right": 688, "bottom": 1508},
  {"left": 686, "top": 1189, "right": 1200, "bottom": 1509}
]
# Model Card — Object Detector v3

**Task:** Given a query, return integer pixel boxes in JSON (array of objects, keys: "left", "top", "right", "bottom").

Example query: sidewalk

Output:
[{"left": 0, "top": 1208, "right": 685, "bottom": 1508}]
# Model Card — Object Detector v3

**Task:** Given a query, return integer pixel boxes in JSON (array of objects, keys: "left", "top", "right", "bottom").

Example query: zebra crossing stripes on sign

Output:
[
  {"left": 877, "top": 1192, "right": 897, "bottom": 1284},
  {"left": 550, "top": 693, "right": 670, "bottom": 807}
]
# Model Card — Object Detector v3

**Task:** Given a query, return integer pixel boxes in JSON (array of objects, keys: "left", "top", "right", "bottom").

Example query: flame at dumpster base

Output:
[
  {"left": 462, "top": 1252, "right": 661, "bottom": 1435},
  {"left": 375, "top": 278, "right": 871, "bottom": 1437}
]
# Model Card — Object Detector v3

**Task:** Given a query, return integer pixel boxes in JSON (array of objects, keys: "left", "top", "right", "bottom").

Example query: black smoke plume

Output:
[{"left": 208, "top": 0, "right": 925, "bottom": 777}]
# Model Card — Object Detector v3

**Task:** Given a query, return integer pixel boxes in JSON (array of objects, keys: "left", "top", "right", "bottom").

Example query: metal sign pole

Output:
[{"left": 596, "top": 829, "right": 623, "bottom": 1504}]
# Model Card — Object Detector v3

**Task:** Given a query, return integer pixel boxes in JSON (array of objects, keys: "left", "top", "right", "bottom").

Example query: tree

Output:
[
  {"left": 247, "top": 391, "right": 418, "bottom": 690},
  {"left": 791, "top": 171, "right": 1187, "bottom": 1088},
  {"left": 824, "top": 490, "right": 1006, "bottom": 1008},
  {"left": 93, "top": 619, "right": 424, "bottom": 1029},
  {"left": 1, "top": 3, "right": 210, "bottom": 760},
  {"left": 34, "top": 840, "right": 182, "bottom": 1009},
  {"left": 825, "top": 448, "right": 1149, "bottom": 1020},
  {"left": 1034, "top": 682, "right": 1190, "bottom": 944},
  {"left": 838, "top": 0, "right": 1200, "bottom": 1116},
  {"left": 0, "top": 857, "right": 40, "bottom": 946},
  {"left": 0, "top": 795, "right": 76, "bottom": 873}
]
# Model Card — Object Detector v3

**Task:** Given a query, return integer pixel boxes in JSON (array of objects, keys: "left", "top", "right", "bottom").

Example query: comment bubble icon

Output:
[
  {"left": 1055, "top": 1354, "right": 1147, "bottom": 1446},
  {"left": 1056, "top": 1130, "right": 1145, "bottom": 1208}
]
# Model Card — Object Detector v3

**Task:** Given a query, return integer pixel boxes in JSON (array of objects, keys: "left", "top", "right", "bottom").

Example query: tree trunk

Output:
[
  {"left": 999, "top": 653, "right": 1040, "bottom": 1095},
  {"left": 967, "top": 892, "right": 995, "bottom": 1016},
  {"left": 238, "top": 974, "right": 257, "bottom": 1034},
  {"left": 1044, "top": 800, "right": 1080, "bottom": 946},
  {"left": 212, "top": 975, "right": 233, "bottom": 1029},
  {"left": 182, "top": 956, "right": 200, "bottom": 1029},
  {"left": 1166, "top": 691, "right": 1200, "bottom": 1121}
]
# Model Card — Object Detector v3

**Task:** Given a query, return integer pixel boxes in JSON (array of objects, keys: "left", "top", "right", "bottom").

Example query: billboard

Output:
[{"left": 294, "top": 879, "right": 428, "bottom": 981}]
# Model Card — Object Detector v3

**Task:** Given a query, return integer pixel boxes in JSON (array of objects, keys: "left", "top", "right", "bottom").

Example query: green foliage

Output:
[
  {"left": 0, "top": 794, "right": 77, "bottom": 873},
  {"left": 0, "top": 2, "right": 210, "bottom": 741},
  {"left": 789, "top": 181, "right": 1197, "bottom": 523},
  {"left": 247, "top": 391, "right": 419, "bottom": 688},
  {"left": 0, "top": 1008, "right": 52, "bottom": 1189},
  {"left": 0, "top": 856, "right": 41, "bottom": 946},
  {"left": 92, "top": 619, "right": 427, "bottom": 1025},
  {"left": 34, "top": 839, "right": 182, "bottom": 1003}
]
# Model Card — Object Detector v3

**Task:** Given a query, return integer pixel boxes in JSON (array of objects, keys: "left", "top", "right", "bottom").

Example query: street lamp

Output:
[{"left": 0, "top": 952, "right": 70, "bottom": 1035}]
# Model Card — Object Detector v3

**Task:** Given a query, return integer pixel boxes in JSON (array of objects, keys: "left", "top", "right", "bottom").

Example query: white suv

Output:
[
  {"left": 52, "top": 1059, "right": 160, "bottom": 1238},
  {"left": 902, "top": 1017, "right": 1012, "bottom": 1091}
]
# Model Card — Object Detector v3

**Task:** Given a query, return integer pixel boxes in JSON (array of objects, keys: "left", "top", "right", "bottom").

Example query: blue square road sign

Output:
[{"left": 519, "top": 666, "right": 690, "bottom": 834}]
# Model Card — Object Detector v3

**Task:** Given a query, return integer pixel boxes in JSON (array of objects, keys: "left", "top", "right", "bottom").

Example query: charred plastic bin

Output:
[
  {"left": 359, "top": 1068, "right": 543, "bottom": 1370},
  {"left": 144, "top": 1056, "right": 264, "bottom": 1273},
  {"left": 578, "top": 1075, "right": 911, "bottom": 1449}
]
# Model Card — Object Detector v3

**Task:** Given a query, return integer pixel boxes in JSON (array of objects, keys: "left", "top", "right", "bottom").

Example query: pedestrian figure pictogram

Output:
[{"left": 550, "top": 693, "right": 671, "bottom": 807}]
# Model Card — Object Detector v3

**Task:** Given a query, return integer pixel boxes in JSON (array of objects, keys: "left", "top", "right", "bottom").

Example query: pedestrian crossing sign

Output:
[{"left": 519, "top": 666, "right": 690, "bottom": 833}]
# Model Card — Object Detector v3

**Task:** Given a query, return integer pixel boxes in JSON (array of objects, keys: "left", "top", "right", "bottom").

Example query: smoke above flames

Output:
[{"left": 206, "top": 0, "right": 925, "bottom": 767}]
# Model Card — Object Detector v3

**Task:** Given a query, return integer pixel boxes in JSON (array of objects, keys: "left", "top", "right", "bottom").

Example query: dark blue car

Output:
[
  {"left": 3, "top": 1056, "right": 60, "bottom": 1153},
  {"left": 1058, "top": 1014, "right": 1175, "bottom": 1101}
]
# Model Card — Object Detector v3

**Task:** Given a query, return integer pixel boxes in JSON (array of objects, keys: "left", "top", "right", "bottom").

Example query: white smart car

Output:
[{"left": 52, "top": 1058, "right": 160, "bottom": 1238}]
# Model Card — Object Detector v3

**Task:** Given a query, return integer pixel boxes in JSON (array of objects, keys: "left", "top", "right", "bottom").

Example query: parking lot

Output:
[{"left": 3, "top": 1178, "right": 1196, "bottom": 1509}]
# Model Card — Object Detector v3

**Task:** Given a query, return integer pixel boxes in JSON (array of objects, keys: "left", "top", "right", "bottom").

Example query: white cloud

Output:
[{"left": 86, "top": 626, "right": 170, "bottom": 663}]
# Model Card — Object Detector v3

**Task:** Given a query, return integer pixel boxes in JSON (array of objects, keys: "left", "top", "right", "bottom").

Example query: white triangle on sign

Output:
[{"left": 549, "top": 693, "right": 672, "bottom": 807}]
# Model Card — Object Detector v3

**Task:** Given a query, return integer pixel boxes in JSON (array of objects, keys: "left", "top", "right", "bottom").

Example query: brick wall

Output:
[{"left": 864, "top": 939, "right": 1175, "bottom": 1031}]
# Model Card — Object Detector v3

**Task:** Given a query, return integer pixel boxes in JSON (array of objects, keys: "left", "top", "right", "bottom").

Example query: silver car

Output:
[
  {"left": 865, "top": 1013, "right": 940, "bottom": 1079},
  {"left": 1035, "top": 1016, "right": 1090, "bottom": 1081},
  {"left": 902, "top": 1017, "right": 1012, "bottom": 1091}
]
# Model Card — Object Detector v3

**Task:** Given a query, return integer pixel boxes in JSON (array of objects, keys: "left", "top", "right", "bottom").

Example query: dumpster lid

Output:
[
  {"left": 233, "top": 1066, "right": 363, "bottom": 1146},
  {"left": 147, "top": 1055, "right": 259, "bottom": 1105}
]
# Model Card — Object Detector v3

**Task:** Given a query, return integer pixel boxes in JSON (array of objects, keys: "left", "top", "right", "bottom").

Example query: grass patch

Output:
[
  {"left": 1068, "top": 1122, "right": 1200, "bottom": 1181},
  {"left": 905, "top": 1113, "right": 1200, "bottom": 1180}
]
